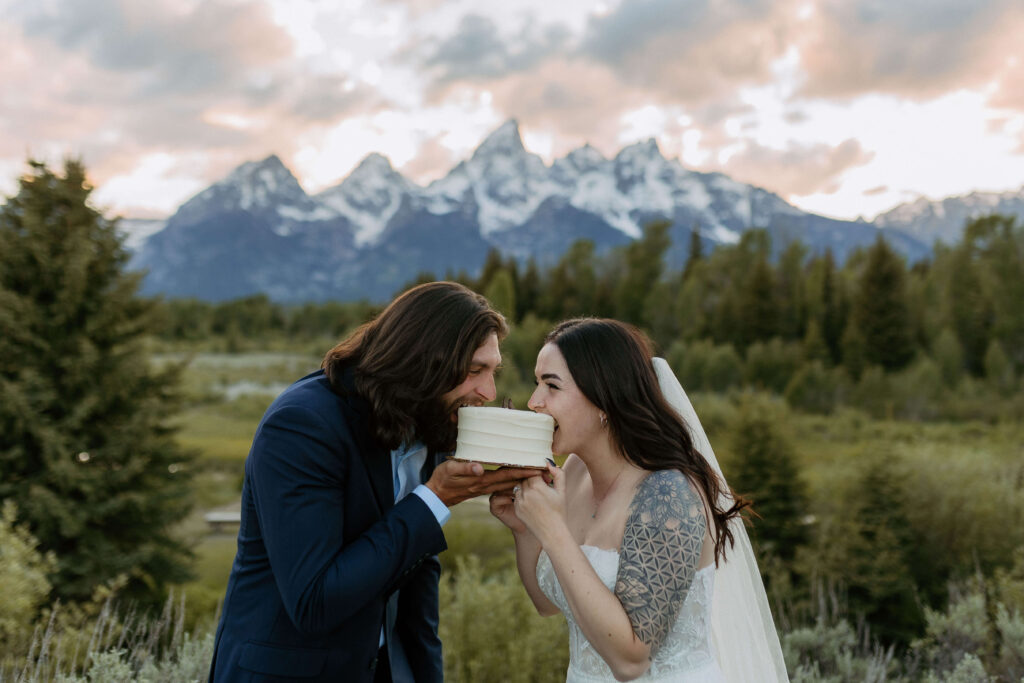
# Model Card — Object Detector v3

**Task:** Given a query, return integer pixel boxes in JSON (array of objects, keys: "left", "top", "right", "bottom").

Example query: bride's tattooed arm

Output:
[{"left": 614, "top": 470, "right": 706, "bottom": 656}]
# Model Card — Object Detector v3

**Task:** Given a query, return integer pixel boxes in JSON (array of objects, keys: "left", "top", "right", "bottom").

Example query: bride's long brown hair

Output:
[{"left": 546, "top": 318, "right": 750, "bottom": 564}]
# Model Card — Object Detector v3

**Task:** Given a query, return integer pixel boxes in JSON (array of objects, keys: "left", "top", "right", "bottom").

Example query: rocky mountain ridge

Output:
[{"left": 122, "top": 121, "right": 1019, "bottom": 302}]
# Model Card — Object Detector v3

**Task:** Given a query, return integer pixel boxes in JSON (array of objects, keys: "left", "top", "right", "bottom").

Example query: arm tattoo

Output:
[{"left": 614, "top": 470, "right": 706, "bottom": 655}]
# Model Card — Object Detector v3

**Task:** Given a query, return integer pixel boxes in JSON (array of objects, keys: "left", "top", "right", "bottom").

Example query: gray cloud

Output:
[
  {"left": 424, "top": 14, "right": 570, "bottom": 82},
  {"left": 580, "top": 0, "right": 710, "bottom": 64},
  {"left": 3, "top": 0, "right": 378, "bottom": 184},
  {"left": 17, "top": 0, "right": 293, "bottom": 98},
  {"left": 577, "top": 0, "right": 783, "bottom": 102},
  {"left": 799, "top": 0, "right": 1024, "bottom": 101}
]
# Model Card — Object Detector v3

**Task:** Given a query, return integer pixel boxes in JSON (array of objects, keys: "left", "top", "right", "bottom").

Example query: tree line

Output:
[{"left": 160, "top": 215, "right": 1024, "bottom": 420}]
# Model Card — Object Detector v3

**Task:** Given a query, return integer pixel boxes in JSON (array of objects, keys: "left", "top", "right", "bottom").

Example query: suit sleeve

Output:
[
  {"left": 394, "top": 554, "right": 444, "bottom": 682},
  {"left": 249, "top": 403, "right": 447, "bottom": 638}
]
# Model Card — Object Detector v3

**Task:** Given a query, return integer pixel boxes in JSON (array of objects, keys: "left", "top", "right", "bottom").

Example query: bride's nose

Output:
[{"left": 527, "top": 386, "right": 544, "bottom": 412}]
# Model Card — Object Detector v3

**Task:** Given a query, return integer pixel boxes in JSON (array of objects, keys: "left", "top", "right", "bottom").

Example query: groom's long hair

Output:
[
  {"left": 322, "top": 281, "right": 508, "bottom": 453},
  {"left": 546, "top": 318, "right": 750, "bottom": 564}
]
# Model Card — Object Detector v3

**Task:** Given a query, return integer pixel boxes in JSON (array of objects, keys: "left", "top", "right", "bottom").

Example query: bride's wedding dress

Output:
[
  {"left": 528, "top": 359, "right": 788, "bottom": 683},
  {"left": 537, "top": 546, "right": 725, "bottom": 683}
]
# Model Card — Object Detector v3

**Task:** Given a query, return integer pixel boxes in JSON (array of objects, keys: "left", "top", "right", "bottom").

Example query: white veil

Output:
[{"left": 652, "top": 358, "right": 789, "bottom": 682}]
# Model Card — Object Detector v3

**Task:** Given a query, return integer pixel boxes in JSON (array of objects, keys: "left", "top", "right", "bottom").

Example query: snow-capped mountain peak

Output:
[
  {"left": 222, "top": 155, "right": 308, "bottom": 210},
  {"left": 127, "top": 120, "right": 946, "bottom": 303},
  {"left": 461, "top": 120, "right": 559, "bottom": 235},
  {"left": 472, "top": 119, "right": 527, "bottom": 160},
  {"left": 317, "top": 152, "right": 413, "bottom": 246}
]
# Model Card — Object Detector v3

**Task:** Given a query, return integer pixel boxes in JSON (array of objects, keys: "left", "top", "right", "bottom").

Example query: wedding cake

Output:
[{"left": 453, "top": 407, "right": 554, "bottom": 469}]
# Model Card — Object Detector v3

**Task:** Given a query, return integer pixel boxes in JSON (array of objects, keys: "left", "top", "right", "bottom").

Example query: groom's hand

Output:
[{"left": 426, "top": 460, "right": 541, "bottom": 507}]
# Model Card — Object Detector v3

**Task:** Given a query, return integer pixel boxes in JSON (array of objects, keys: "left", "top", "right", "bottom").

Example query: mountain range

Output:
[{"left": 123, "top": 120, "right": 1024, "bottom": 302}]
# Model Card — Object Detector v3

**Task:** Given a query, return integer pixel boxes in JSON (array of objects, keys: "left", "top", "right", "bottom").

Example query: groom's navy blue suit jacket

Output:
[{"left": 209, "top": 369, "right": 447, "bottom": 682}]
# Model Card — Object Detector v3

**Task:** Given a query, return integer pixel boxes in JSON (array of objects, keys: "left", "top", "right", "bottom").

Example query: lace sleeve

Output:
[{"left": 614, "top": 469, "right": 706, "bottom": 656}]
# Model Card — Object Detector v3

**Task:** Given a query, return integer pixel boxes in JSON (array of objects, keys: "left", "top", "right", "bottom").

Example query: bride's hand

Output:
[
  {"left": 489, "top": 490, "right": 528, "bottom": 534},
  {"left": 514, "top": 462, "right": 568, "bottom": 545}
]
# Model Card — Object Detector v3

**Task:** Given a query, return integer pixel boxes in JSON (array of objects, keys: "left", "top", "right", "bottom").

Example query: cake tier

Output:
[{"left": 453, "top": 407, "right": 554, "bottom": 469}]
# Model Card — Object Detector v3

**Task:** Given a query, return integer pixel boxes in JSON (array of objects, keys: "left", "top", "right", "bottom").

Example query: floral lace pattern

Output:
[{"left": 537, "top": 545, "right": 724, "bottom": 683}]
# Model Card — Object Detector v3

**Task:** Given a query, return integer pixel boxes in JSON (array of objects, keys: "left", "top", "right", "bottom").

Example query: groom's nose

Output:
[{"left": 475, "top": 372, "right": 497, "bottom": 402}]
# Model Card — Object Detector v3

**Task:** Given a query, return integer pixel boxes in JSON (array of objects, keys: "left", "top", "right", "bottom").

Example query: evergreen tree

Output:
[
  {"left": 515, "top": 257, "right": 541, "bottom": 323},
  {"left": 840, "top": 319, "right": 867, "bottom": 380},
  {"left": 475, "top": 247, "right": 505, "bottom": 294},
  {"left": 984, "top": 340, "right": 1016, "bottom": 396},
  {"left": 539, "top": 239, "right": 597, "bottom": 319},
  {"left": 931, "top": 327, "right": 964, "bottom": 388},
  {"left": 728, "top": 397, "right": 808, "bottom": 563},
  {"left": 682, "top": 224, "right": 703, "bottom": 282},
  {"left": 483, "top": 268, "right": 516, "bottom": 322},
  {"left": 852, "top": 237, "right": 915, "bottom": 371},
  {"left": 966, "top": 215, "right": 1024, "bottom": 371},
  {"left": 820, "top": 249, "right": 845, "bottom": 364},
  {"left": 802, "top": 319, "right": 830, "bottom": 364},
  {"left": 776, "top": 241, "right": 808, "bottom": 340},
  {"left": 0, "top": 160, "right": 194, "bottom": 604},
  {"left": 944, "top": 245, "right": 992, "bottom": 375},
  {"left": 737, "top": 257, "right": 778, "bottom": 348},
  {"left": 842, "top": 453, "right": 925, "bottom": 645},
  {"left": 614, "top": 221, "right": 670, "bottom": 325}
]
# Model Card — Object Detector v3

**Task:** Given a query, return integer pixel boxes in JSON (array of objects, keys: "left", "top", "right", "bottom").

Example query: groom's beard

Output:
[
  {"left": 416, "top": 395, "right": 486, "bottom": 453},
  {"left": 415, "top": 398, "right": 462, "bottom": 454}
]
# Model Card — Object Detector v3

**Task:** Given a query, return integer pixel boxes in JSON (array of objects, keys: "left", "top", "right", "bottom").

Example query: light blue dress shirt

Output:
[
  {"left": 392, "top": 441, "right": 450, "bottom": 526},
  {"left": 380, "top": 441, "right": 450, "bottom": 649}
]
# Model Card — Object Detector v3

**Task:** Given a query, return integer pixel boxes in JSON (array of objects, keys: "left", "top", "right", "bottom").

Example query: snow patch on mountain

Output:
[{"left": 317, "top": 153, "right": 413, "bottom": 246}]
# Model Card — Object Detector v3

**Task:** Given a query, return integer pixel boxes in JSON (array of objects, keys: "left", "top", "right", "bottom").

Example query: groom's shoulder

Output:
[{"left": 261, "top": 370, "right": 351, "bottom": 428}]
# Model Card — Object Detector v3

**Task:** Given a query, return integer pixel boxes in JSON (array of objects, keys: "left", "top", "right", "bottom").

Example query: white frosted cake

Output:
[{"left": 453, "top": 407, "right": 554, "bottom": 469}]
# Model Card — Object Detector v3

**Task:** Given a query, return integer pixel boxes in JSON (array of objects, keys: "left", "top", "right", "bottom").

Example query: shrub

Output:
[
  {"left": 439, "top": 556, "right": 567, "bottom": 683},
  {"left": 704, "top": 344, "right": 744, "bottom": 392},
  {"left": 890, "top": 358, "right": 944, "bottom": 420},
  {"left": 784, "top": 361, "right": 847, "bottom": 415},
  {"left": 782, "top": 618, "right": 898, "bottom": 683},
  {"left": 0, "top": 501, "right": 55, "bottom": 649},
  {"left": 745, "top": 338, "right": 803, "bottom": 394}
]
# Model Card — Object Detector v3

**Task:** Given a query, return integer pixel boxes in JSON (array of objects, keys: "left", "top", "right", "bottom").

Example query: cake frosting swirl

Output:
[{"left": 453, "top": 407, "right": 554, "bottom": 469}]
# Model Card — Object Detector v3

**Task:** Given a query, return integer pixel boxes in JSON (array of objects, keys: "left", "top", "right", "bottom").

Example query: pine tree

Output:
[
  {"left": 515, "top": 257, "right": 541, "bottom": 322},
  {"left": 483, "top": 268, "right": 516, "bottom": 322},
  {"left": 842, "top": 453, "right": 925, "bottom": 645},
  {"left": 539, "top": 239, "right": 597, "bottom": 319},
  {"left": 682, "top": 224, "right": 703, "bottom": 282},
  {"left": 821, "top": 250, "right": 848, "bottom": 365},
  {"left": 736, "top": 257, "right": 778, "bottom": 348},
  {"left": 802, "top": 319, "right": 830, "bottom": 364},
  {"left": 728, "top": 397, "right": 808, "bottom": 563},
  {"left": 614, "top": 220, "right": 670, "bottom": 325},
  {"left": 775, "top": 241, "right": 808, "bottom": 340},
  {"left": 475, "top": 248, "right": 505, "bottom": 294},
  {"left": 852, "top": 237, "right": 915, "bottom": 371},
  {"left": 966, "top": 214, "right": 1024, "bottom": 371},
  {"left": 0, "top": 160, "right": 194, "bottom": 604},
  {"left": 944, "top": 245, "right": 992, "bottom": 375}
]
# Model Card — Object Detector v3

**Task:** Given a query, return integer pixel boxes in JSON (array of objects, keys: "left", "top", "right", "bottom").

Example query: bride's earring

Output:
[{"left": 599, "top": 413, "right": 607, "bottom": 428}]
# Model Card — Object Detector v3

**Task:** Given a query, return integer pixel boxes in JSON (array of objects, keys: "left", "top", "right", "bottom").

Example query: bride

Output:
[{"left": 490, "top": 318, "right": 788, "bottom": 682}]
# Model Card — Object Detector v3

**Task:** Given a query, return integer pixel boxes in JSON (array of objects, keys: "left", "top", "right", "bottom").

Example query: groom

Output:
[{"left": 209, "top": 281, "right": 539, "bottom": 682}]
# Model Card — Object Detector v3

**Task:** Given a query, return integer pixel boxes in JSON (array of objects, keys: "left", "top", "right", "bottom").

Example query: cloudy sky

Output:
[{"left": 3, "top": 0, "right": 1024, "bottom": 221}]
